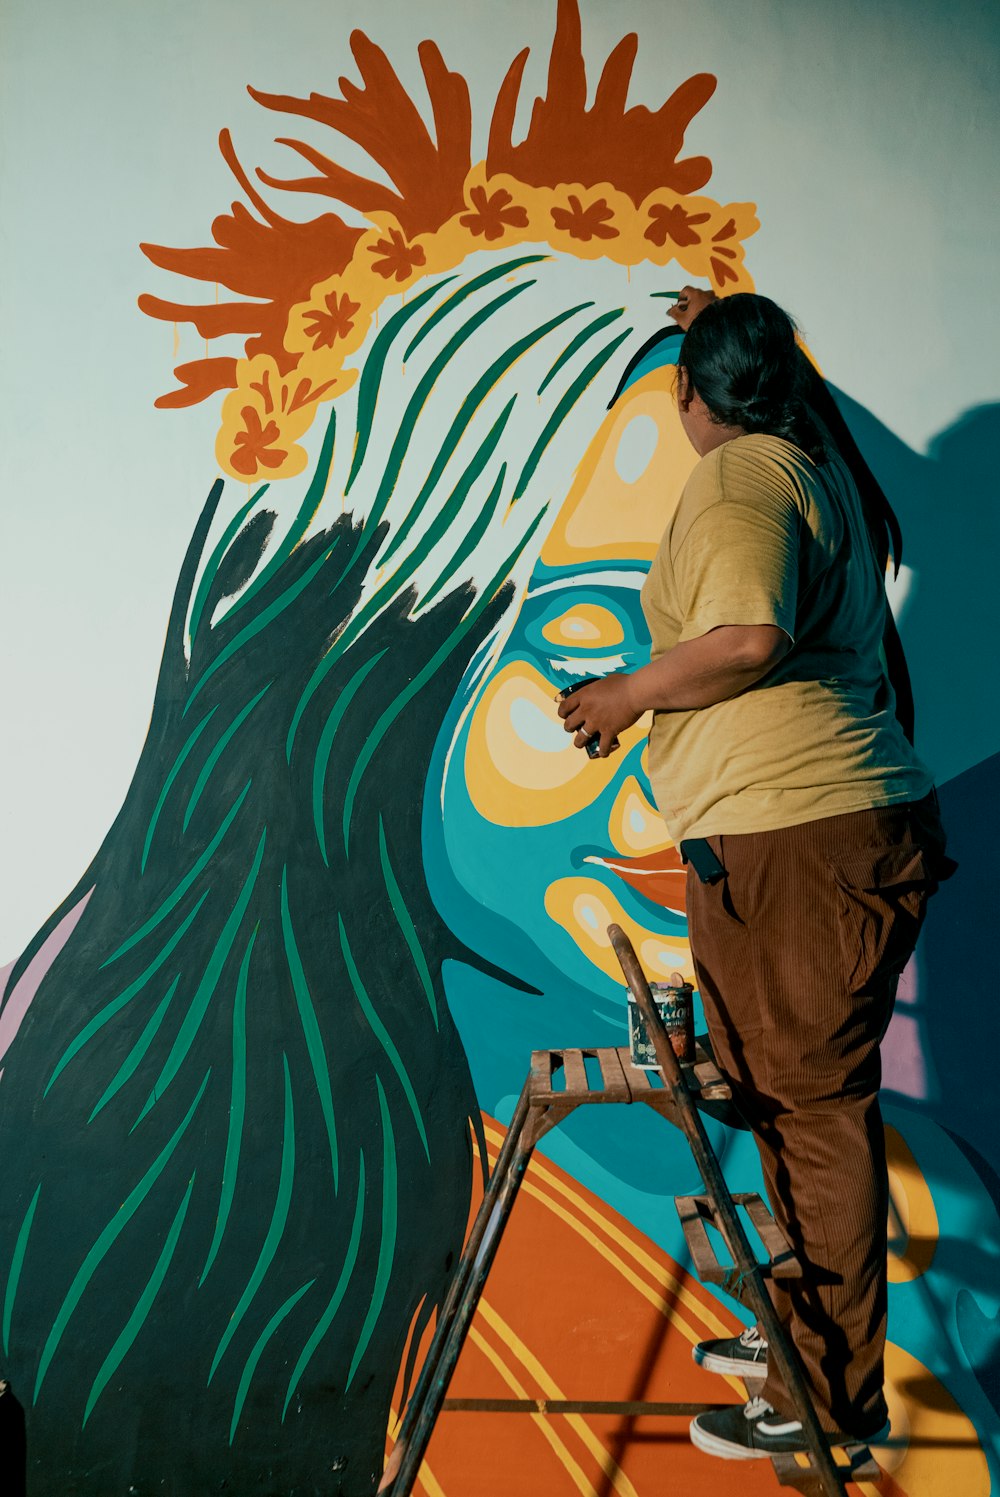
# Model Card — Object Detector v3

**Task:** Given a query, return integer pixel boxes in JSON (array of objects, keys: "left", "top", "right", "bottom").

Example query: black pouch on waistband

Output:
[{"left": 679, "top": 837, "right": 727, "bottom": 885}]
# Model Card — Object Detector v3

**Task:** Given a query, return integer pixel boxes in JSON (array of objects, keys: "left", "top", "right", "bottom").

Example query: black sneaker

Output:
[
  {"left": 690, "top": 1397, "right": 890, "bottom": 1460},
  {"left": 692, "top": 1326, "right": 768, "bottom": 1377}
]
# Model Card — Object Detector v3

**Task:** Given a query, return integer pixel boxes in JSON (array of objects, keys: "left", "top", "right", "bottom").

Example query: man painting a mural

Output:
[
  {"left": 558, "top": 284, "right": 955, "bottom": 1459},
  {"left": 0, "top": 0, "right": 996, "bottom": 1492}
]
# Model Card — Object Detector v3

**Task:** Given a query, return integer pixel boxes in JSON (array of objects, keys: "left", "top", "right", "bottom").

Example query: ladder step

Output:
[
  {"left": 441, "top": 1397, "right": 727, "bottom": 1416},
  {"left": 675, "top": 1193, "right": 802, "bottom": 1300},
  {"left": 689, "top": 1038, "right": 732, "bottom": 1102},
  {"left": 771, "top": 1444, "right": 881, "bottom": 1492},
  {"left": 525, "top": 1043, "right": 740, "bottom": 1118},
  {"left": 530, "top": 1047, "right": 631, "bottom": 1103}
]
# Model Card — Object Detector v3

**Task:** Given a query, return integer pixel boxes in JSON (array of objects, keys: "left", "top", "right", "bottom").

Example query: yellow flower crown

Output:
[{"left": 140, "top": 0, "right": 758, "bottom": 484}]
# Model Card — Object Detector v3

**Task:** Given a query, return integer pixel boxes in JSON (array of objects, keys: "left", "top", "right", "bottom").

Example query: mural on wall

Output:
[{"left": 0, "top": 1, "right": 997, "bottom": 1493}]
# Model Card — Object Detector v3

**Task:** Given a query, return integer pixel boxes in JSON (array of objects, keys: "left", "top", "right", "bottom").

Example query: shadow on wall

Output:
[
  {"left": 834, "top": 386, "right": 1000, "bottom": 1171},
  {"left": 841, "top": 393, "right": 1000, "bottom": 1439},
  {"left": 921, "top": 749, "right": 1000, "bottom": 1424},
  {"left": 917, "top": 750, "right": 1000, "bottom": 1196},
  {"left": 838, "top": 386, "right": 999, "bottom": 1143},
  {"left": 830, "top": 392, "right": 1000, "bottom": 784}
]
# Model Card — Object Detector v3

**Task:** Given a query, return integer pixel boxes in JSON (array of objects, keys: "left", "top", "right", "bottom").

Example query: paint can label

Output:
[{"left": 627, "top": 982, "right": 695, "bottom": 1068}]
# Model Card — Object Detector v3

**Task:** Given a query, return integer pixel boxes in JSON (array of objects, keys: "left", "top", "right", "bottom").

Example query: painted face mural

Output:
[{"left": 0, "top": 3, "right": 996, "bottom": 1494}]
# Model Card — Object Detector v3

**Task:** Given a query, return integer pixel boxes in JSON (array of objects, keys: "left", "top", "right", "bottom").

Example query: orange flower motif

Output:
[
  {"left": 302, "top": 290, "right": 362, "bottom": 351},
  {"left": 285, "top": 374, "right": 339, "bottom": 414},
  {"left": 710, "top": 217, "right": 740, "bottom": 286},
  {"left": 231, "top": 406, "right": 289, "bottom": 476},
  {"left": 248, "top": 363, "right": 337, "bottom": 416},
  {"left": 644, "top": 202, "right": 710, "bottom": 248},
  {"left": 369, "top": 227, "right": 427, "bottom": 282},
  {"left": 459, "top": 184, "right": 529, "bottom": 241},
  {"left": 550, "top": 194, "right": 618, "bottom": 242}
]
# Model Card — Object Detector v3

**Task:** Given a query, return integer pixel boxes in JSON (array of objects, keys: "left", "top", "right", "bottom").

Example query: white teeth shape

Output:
[{"left": 549, "top": 655, "right": 627, "bottom": 674}]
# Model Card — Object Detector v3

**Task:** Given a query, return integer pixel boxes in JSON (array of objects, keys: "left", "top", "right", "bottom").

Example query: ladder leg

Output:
[
  {"left": 379, "top": 1082, "right": 535, "bottom": 1495},
  {"left": 609, "top": 925, "right": 852, "bottom": 1497}
]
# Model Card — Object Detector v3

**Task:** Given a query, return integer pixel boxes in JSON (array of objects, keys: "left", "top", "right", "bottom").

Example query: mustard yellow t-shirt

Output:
[{"left": 641, "top": 433, "right": 933, "bottom": 841}]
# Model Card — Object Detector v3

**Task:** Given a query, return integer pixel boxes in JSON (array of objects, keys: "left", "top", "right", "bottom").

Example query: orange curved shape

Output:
[
  {"left": 390, "top": 1118, "right": 911, "bottom": 1495},
  {"left": 585, "top": 848, "right": 687, "bottom": 915}
]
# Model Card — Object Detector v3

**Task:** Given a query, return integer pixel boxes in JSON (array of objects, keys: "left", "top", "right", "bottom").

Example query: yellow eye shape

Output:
[
  {"left": 540, "top": 368, "right": 698, "bottom": 566},
  {"left": 464, "top": 662, "right": 649, "bottom": 827},
  {"left": 540, "top": 604, "right": 625, "bottom": 649},
  {"left": 544, "top": 877, "right": 690, "bottom": 986},
  {"left": 607, "top": 775, "right": 673, "bottom": 857},
  {"left": 886, "top": 1125, "right": 938, "bottom": 1283}
]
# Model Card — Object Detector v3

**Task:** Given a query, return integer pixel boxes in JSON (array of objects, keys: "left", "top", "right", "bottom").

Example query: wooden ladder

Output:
[{"left": 379, "top": 926, "right": 880, "bottom": 1497}]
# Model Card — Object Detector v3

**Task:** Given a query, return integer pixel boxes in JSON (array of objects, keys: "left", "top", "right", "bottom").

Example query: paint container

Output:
[
  {"left": 556, "top": 677, "right": 617, "bottom": 759},
  {"left": 627, "top": 972, "right": 695, "bottom": 1068}
]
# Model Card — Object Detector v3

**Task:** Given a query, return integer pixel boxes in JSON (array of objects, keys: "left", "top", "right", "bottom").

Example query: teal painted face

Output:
[{"left": 423, "top": 340, "right": 700, "bottom": 1112}]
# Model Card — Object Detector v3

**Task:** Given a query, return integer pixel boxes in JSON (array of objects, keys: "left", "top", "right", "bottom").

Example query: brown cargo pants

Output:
[{"left": 684, "top": 793, "right": 952, "bottom": 1437}]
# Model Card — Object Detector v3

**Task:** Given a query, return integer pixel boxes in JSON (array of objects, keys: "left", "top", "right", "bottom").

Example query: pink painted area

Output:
[
  {"left": 881, "top": 955, "right": 928, "bottom": 1099},
  {"left": 882, "top": 1010, "right": 928, "bottom": 1098},
  {"left": 894, "top": 955, "right": 918, "bottom": 1006},
  {"left": 0, "top": 889, "right": 94, "bottom": 1064}
]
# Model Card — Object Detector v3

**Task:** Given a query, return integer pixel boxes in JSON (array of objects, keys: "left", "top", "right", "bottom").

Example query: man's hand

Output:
[
  {"left": 668, "top": 284, "right": 716, "bottom": 332},
  {"left": 556, "top": 674, "right": 641, "bottom": 758}
]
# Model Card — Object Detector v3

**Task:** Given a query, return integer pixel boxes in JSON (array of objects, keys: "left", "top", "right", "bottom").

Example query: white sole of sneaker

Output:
[
  {"left": 689, "top": 1417, "right": 774, "bottom": 1460},
  {"left": 693, "top": 1348, "right": 768, "bottom": 1377},
  {"left": 689, "top": 1416, "right": 892, "bottom": 1461}
]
